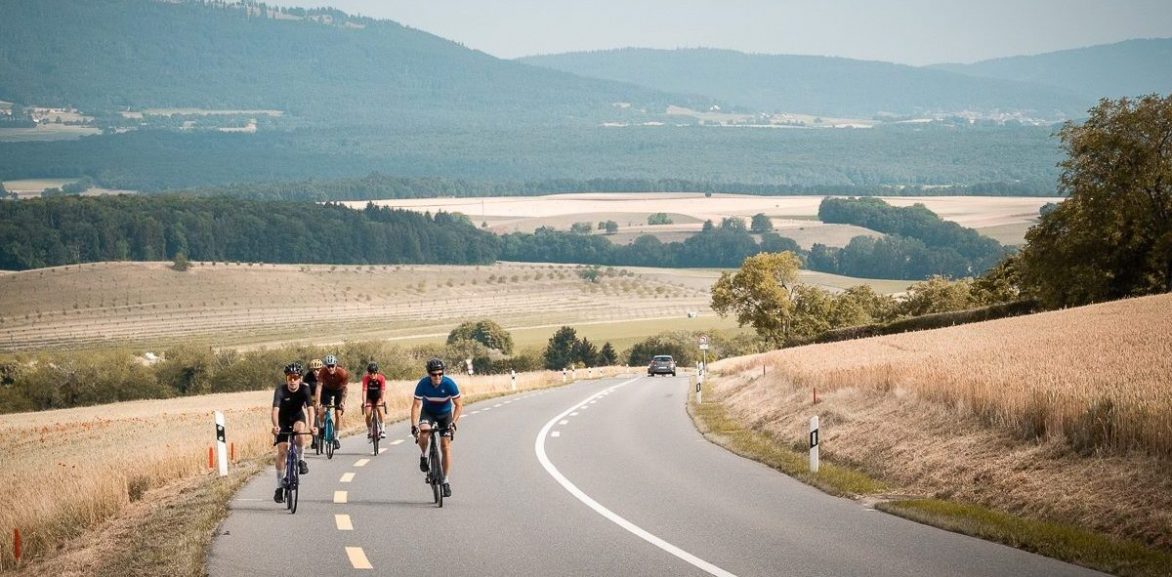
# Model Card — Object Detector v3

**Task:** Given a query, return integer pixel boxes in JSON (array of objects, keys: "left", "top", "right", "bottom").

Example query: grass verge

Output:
[{"left": 687, "top": 378, "right": 1171, "bottom": 577}]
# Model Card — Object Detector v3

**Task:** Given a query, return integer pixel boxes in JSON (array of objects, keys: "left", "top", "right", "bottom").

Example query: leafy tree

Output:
[
  {"left": 899, "top": 276, "right": 977, "bottom": 316},
  {"left": 833, "top": 285, "right": 897, "bottom": 326},
  {"left": 1018, "top": 94, "right": 1172, "bottom": 307},
  {"left": 789, "top": 285, "right": 834, "bottom": 340},
  {"left": 750, "top": 213, "right": 774, "bottom": 233},
  {"left": 603, "top": 220, "right": 619, "bottom": 234},
  {"left": 710, "top": 251, "right": 801, "bottom": 346},
  {"left": 571, "top": 222, "right": 594, "bottom": 234},
  {"left": 543, "top": 326, "right": 579, "bottom": 370},
  {"left": 446, "top": 319, "right": 514, "bottom": 355},
  {"left": 648, "top": 213, "right": 673, "bottom": 225},
  {"left": 171, "top": 251, "right": 190, "bottom": 272}
]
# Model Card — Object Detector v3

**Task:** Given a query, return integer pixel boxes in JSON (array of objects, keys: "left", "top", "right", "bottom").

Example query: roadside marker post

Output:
[
  {"left": 214, "top": 411, "right": 228, "bottom": 477},
  {"left": 511, "top": 369, "right": 517, "bottom": 391},
  {"left": 561, "top": 368, "right": 567, "bottom": 383},
  {"left": 13, "top": 528, "right": 20, "bottom": 562},
  {"left": 697, "top": 335, "right": 709, "bottom": 403},
  {"left": 207, "top": 446, "right": 214, "bottom": 470},
  {"left": 809, "top": 415, "right": 820, "bottom": 473}
]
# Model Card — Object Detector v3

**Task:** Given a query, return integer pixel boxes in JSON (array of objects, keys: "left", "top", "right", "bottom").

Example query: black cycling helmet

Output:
[
  {"left": 283, "top": 362, "right": 303, "bottom": 376},
  {"left": 426, "top": 358, "right": 445, "bottom": 374},
  {"left": 367, "top": 362, "right": 379, "bottom": 374}
]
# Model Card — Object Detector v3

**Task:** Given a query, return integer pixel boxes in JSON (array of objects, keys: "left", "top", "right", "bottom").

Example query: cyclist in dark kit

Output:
[{"left": 272, "top": 362, "right": 316, "bottom": 503}]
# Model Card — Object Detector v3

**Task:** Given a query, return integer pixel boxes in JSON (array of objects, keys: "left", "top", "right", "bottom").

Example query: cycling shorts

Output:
[
  {"left": 419, "top": 409, "right": 453, "bottom": 439},
  {"left": 274, "top": 413, "right": 307, "bottom": 444},
  {"left": 320, "top": 387, "right": 345, "bottom": 411},
  {"left": 365, "top": 389, "right": 383, "bottom": 406}
]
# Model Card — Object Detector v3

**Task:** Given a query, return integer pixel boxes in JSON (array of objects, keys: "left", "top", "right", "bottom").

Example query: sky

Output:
[{"left": 280, "top": 0, "right": 1172, "bottom": 65}]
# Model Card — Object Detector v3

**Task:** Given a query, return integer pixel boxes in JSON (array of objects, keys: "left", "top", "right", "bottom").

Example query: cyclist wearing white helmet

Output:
[{"left": 313, "top": 354, "right": 349, "bottom": 451}]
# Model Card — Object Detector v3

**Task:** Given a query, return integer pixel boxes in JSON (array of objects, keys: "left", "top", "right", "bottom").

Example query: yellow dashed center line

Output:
[
  {"left": 335, "top": 514, "right": 353, "bottom": 531},
  {"left": 340, "top": 472, "right": 355, "bottom": 483},
  {"left": 346, "top": 546, "right": 372, "bottom": 569},
  {"left": 334, "top": 490, "right": 348, "bottom": 504},
  {"left": 390, "top": 439, "right": 404, "bottom": 445},
  {"left": 354, "top": 459, "right": 370, "bottom": 467}
]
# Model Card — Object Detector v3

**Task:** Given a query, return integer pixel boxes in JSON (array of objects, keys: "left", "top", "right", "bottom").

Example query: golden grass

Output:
[
  {"left": 708, "top": 293, "right": 1172, "bottom": 549},
  {"left": 0, "top": 369, "right": 623, "bottom": 570}
]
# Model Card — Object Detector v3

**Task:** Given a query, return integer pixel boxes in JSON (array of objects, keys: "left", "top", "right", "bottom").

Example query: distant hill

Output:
[
  {"left": 932, "top": 38, "right": 1172, "bottom": 103},
  {"left": 0, "top": 0, "right": 712, "bottom": 126},
  {"left": 518, "top": 48, "right": 1087, "bottom": 120}
]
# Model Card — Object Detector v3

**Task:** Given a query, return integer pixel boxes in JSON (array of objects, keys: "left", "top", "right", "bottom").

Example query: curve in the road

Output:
[{"left": 535, "top": 376, "right": 738, "bottom": 577}]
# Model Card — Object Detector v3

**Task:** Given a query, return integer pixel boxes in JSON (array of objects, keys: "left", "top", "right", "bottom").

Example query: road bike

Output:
[
  {"left": 420, "top": 425, "right": 453, "bottom": 507},
  {"left": 320, "top": 404, "right": 338, "bottom": 460},
  {"left": 366, "top": 402, "right": 386, "bottom": 455},
  {"left": 277, "top": 430, "right": 312, "bottom": 514}
]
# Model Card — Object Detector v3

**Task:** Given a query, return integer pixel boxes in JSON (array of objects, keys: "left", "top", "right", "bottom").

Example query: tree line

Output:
[{"left": 0, "top": 195, "right": 498, "bottom": 270}]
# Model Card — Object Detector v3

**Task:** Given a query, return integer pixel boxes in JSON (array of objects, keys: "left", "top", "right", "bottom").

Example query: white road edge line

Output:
[{"left": 535, "top": 377, "right": 738, "bottom": 577}]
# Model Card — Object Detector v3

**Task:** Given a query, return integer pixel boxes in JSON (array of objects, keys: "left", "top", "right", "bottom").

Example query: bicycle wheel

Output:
[
  {"left": 430, "top": 442, "right": 444, "bottom": 507},
  {"left": 325, "top": 420, "right": 335, "bottom": 460},
  {"left": 372, "top": 419, "right": 380, "bottom": 456}
]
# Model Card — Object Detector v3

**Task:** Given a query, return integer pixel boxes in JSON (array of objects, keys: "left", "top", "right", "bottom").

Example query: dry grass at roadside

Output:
[
  {"left": 0, "top": 369, "right": 614, "bottom": 571},
  {"left": 707, "top": 293, "right": 1172, "bottom": 551}
]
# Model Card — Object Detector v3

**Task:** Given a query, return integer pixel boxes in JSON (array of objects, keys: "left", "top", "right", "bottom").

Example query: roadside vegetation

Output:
[{"left": 0, "top": 368, "right": 619, "bottom": 571}]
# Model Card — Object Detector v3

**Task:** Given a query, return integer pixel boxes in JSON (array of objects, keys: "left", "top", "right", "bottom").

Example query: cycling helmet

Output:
[
  {"left": 283, "top": 362, "right": 303, "bottom": 376},
  {"left": 323, "top": 354, "right": 338, "bottom": 366},
  {"left": 367, "top": 362, "right": 379, "bottom": 374},
  {"left": 426, "top": 358, "right": 445, "bottom": 373},
  {"left": 309, "top": 358, "right": 324, "bottom": 370}
]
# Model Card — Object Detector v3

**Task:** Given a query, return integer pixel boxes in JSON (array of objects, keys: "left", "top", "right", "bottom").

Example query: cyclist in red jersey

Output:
[
  {"left": 314, "top": 354, "right": 349, "bottom": 451},
  {"left": 361, "top": 362, "right": 388, "bottom": 440}
]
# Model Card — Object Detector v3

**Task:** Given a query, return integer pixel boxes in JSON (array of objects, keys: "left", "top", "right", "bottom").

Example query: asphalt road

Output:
[{"left": 208, "top": 375, "right": 1107, "bottom": 576}]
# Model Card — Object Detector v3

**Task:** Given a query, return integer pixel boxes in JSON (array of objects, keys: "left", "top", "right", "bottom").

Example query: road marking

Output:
[
  {"left": 354, "top": 459, "right": 370, "bottom": 467},
  {"left": 570, "top": 412, "right": 579, "bottom": 416},
  {"left": 483, "top": 407, "right": 492, "bottom": 411},
  {"left": 391, "top": 439, "right": 404, "bottom": 445},
  {"left": 493, "top": 403, "right": 503, "bottom": 408},
  {"left": 378, "top": 448, "right": 387, "bottom": 454},
  {"left": 334, "top": 491, "right": 348, "bottom": 504},
  {"left": 535, "top": 378, "right": 738, "bottom": 577},
  {"left": 471, "top": 410, "right": 481, "bottom": 414},
  {"left": 335, "top": 514, "right": 353, "bottom": 530},
  {"left": 559, "top": 419, "right": 569, "bottom": 425},
  {"left": 551, "top": 431, "right": 561, "bottom": 437},
  {"left": 345, "top": 546, "right": 372, "bottom": 569},
  {"left": 340, "top": 472, "right": 355, "bottom": 483}
]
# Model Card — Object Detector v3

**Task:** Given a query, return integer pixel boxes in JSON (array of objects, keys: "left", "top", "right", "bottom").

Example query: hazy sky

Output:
[{"left": 281, "top": 0, "right": 1172, "bottom": 65}]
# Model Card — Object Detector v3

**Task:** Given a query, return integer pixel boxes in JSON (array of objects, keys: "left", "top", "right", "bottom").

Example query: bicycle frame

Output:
[
  {"left": 321, "top": 404, "right": 337, "bottom": 459},
  {"left": 277, "top": 430, "right": 311, "bottom": 514},
  {"left": 366, "top": 402, "right": 386, "bottom": 455},
  {"left": 423, "top": 425, "right": 451, "bottom": 507}
]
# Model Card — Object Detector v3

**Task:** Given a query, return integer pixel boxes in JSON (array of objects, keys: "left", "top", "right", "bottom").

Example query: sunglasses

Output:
[
  {"left": 286, "top": 374, "right": 301, "bottom": 380},
  {"left": 429, "top": 371, "right": 443, "bottom": 377},
  {"left": 326, "top": 364, "right": 337, "bottom": 369}
]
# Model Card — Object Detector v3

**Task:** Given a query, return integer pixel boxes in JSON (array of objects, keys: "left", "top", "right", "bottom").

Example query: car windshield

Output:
[{"left": 654, "top": 356, "right": 672, "bottom": 362}]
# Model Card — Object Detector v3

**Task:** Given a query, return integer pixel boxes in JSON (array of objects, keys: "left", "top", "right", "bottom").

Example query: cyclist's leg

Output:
[
  {"left": 292, "top": 418, "right": 309, "bottom": 474},
  {"left": 334, "top": 389, "right": 346, "bottom": 431},
  {"left": 363, "top": 402, "right": 373, "bottom": 434},
  {"left": 439, "top": 414, "right": 453, "bottom": 480},
  {"left": 417, "top": 415, "right": 433, "bottom": 471}
]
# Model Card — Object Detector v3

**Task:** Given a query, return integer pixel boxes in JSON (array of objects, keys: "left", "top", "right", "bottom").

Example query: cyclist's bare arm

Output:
[
  {"left": 410, "top": 398, "right": 422, "bottom": 428},
  {"left": 451, "top": 395, "right": 464, "bottom": 428},
  {"left": 270, "top": 407, "right": 280, "bottom": 436}
]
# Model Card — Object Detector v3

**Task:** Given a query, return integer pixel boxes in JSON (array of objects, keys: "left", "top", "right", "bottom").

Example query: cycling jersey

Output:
[
  {"left": 273, "top": 382, "right": 313, "bottom": 424},
  {"left": 362, "top": 374, "right": 387, "bottom": 400},
  {"left": 413, "top": 375, "right": 460, "bottom": 415},
  {"left": 318, "top": 366, "right": 350, "bottom": 391}
]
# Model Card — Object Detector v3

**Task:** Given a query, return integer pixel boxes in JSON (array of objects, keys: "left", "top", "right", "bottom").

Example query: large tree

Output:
[
  {"left": 710, "top": 251, "right": 801, "bottom": 346},
  {"left": 1019, "top": 94, "right": 1172, "bottom": 307},
  {"left": 446, "top": 319, "right": 514, "bottom": 354}
]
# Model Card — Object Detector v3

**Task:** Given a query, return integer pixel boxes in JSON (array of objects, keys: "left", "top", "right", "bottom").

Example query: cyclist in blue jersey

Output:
[{"left": 410, "top": 358, "right": 462, "bottom": 498}]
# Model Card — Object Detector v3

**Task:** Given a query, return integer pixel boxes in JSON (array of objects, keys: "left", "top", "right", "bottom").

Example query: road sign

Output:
[{"left": 698, "top": 335, "right": 709, "bottom": 350}]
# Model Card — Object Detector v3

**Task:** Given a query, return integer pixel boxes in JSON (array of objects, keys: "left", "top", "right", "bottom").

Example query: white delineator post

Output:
[
  {"left": 214, "top": 411, "right": 228, "bottom": 477},
  {"left": 511, "top": 369, "right": 517, "bottom": 391},
  {"left": 562, "top": 368, "right": 567, "bottom": 383},
  {"left": 809, "top": 415, "right": 820, "bottom": 473}
]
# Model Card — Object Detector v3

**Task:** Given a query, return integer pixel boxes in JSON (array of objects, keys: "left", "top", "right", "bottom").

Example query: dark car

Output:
[{"left": 647, "top": 355, "right": 676, "bottom": 377}]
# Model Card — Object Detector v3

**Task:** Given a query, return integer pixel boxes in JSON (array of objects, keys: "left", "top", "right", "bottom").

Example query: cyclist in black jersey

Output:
[
  {"left": 305, "top": 358, "right": 323, "bottom": 450},
  {"left": 272, "top": 362, "right": 316, "bottom": 503}
]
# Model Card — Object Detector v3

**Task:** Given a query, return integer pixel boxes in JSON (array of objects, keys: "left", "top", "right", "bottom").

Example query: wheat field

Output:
[
  {"left": 0, "top": 369, "right": 616, "bottom": 569},
  {"left": 710, "top": 293, "right": 1172, "bottom": 546}
]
